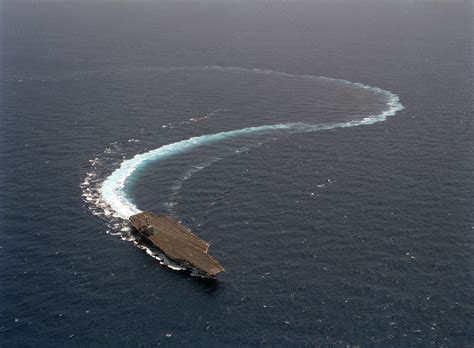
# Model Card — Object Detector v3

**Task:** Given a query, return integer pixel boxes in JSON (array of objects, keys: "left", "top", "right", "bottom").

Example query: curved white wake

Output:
[
  {"left": 98, "top": 69, "right": 403, "bottom": 220},
  {"left": 80, "top": 66, "right": 403, "bottom": 270}
]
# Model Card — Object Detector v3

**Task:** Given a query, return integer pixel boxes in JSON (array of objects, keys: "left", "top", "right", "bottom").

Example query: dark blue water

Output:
[{"left": 1, "top": 1, "right": 472, "bottom": 346}]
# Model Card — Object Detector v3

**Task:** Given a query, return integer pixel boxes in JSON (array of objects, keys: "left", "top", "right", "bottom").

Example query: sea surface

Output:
[{"left": 1, "top": 0, "right": 472, "bottom": 346}]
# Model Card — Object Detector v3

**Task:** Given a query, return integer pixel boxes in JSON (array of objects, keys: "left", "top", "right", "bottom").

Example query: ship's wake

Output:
[{"left": 80, "top": 65, "right": 404, "bottom": 270}]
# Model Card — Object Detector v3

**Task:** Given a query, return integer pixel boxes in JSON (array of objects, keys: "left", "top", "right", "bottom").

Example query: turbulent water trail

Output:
[
  {"left": 81, "top": 66, "right": 404, "bottom": 259},
  {"left": 99, "top": 83, "right": 402, "bottom": 220}
]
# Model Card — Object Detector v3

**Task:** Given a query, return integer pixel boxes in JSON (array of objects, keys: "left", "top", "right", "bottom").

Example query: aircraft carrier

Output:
[{"left": 130, "top": 212, "right": 224, "bottom": 277}]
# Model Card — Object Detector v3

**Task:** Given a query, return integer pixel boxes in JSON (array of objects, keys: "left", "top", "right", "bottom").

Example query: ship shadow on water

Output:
[{"left": 188, "top": 275, "right": 221, "bottom": 293}]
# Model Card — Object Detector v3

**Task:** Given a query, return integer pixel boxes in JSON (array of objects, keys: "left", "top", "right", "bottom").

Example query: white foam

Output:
[{"left": 99, "top": 123, "right": 300, "bottom": 219}]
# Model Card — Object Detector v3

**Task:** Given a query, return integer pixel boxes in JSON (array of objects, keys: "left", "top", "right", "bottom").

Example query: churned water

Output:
[{"left": 1, "top": 0, "right": 472, "bottom": 346}]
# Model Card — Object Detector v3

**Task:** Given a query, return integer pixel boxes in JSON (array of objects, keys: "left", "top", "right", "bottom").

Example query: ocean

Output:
[{"left": 1, "top": 0, "right": 472, "bottom": 346}]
